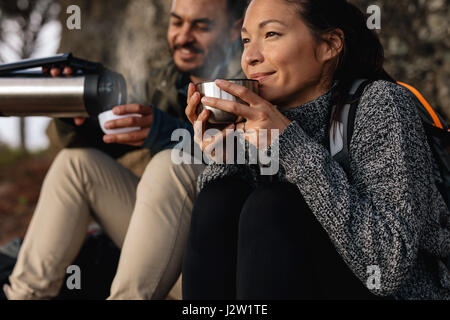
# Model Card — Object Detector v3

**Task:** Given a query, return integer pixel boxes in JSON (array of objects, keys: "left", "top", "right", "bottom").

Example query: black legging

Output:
[{"left": 182, "top": 177, "right": 387, "bottom": 300}]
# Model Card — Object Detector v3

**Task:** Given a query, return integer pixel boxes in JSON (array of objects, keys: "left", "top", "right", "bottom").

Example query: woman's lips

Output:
[{"left": 249, "top": 72, "right": 275, "bottom": 82}]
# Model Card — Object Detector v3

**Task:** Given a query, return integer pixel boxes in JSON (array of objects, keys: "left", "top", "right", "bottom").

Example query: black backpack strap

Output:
[
  {"left": 330, "top": 79, "right": 373, "bottom": 173},
  {"left": 415, "top": 103, "right": 450, "bottom": 148},
  {"left": 401, "top": 87, "right": 450, "bottom": 208}
]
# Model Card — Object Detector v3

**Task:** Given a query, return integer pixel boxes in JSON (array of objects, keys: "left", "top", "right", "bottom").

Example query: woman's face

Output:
[{"left": 241, "top": 0, "right": 330, "bottom": 108}]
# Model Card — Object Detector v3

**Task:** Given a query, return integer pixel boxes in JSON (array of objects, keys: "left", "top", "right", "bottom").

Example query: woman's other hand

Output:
[{"left": 185, "top": 82, "right": 235, "bottom": 162}]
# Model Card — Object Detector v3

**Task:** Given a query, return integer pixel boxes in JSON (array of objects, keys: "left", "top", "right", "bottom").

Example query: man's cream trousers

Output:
[{"left": 3, "top": 148, "right": 205, "bottom": 299}]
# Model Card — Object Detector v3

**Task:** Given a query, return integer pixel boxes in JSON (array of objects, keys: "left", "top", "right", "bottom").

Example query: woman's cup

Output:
[{"left": 196, "top": 79, "right": 259, "bottom": 124}]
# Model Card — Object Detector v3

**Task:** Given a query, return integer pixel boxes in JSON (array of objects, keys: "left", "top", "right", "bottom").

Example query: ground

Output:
[
  {"left": 0, "top": 147, "right": 53, "bottom": 246},
  {"left": 0, "top": 148, "right": 182, "bottom": 299}
]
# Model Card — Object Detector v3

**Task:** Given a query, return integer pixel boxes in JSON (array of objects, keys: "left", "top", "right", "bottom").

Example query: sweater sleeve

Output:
[
  {"left": 274, "top": 80, "right": 436, "bottom": 296},
  {"left": 197, "top": 133, "right": 259, "bottom": 192}
]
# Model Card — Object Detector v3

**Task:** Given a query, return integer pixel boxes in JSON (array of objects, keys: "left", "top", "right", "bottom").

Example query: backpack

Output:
[{"left": 329, "top": 79, "right": 450, "bottom": 210}]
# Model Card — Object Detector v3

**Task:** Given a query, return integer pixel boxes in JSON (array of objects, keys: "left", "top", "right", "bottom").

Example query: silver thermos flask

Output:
[{"left": 0, "top": 53, "right": 127, "bottom": 118}]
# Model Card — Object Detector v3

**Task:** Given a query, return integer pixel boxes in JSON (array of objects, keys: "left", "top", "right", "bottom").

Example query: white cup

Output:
[{"left": 98, "top": 110, "right": 142, "bottom": 135}]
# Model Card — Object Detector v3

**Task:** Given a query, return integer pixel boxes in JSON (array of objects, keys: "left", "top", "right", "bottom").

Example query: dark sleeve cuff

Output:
[{"left": 142, "top": 106, "right": 194, "bottom": 154}]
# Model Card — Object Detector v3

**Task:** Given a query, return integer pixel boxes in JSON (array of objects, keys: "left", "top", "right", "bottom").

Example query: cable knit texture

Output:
[{"left": 197, "top": 80, "right": 450, "bottom": 300}]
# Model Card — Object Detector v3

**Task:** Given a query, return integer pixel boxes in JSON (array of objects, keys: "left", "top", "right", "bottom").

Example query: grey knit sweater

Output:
[{"left": 197, "top": 80, "right": 450, "bottom": 300}]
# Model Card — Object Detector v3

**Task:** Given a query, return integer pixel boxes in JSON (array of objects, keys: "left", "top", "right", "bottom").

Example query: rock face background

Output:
[
  {"left": 54, "top": 0, "right": 174, "bottom": 175},
  {"left": 57, "top": 0, "right": 172, "bottom": 103},
  {"left": 55, "top": 0, "right": 449, "bottom": 120},
  {"left": 353, "top": 0, "right": 449, "bottom": 120}
]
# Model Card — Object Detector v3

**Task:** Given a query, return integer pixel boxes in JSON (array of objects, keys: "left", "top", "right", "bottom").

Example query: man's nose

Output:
[{"left": 177, "top": 24, "right": 195, "bottom": 45}]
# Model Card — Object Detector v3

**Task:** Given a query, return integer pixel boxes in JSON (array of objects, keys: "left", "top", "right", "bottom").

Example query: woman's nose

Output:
[{"left": 244, "top": 44, "right": 264, "bottom": 66}]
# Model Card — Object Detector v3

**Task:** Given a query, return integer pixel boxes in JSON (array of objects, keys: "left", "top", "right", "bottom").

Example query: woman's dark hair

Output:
[
  {"left": 227, "top": 0, "right": 248, "bottom": 23},
  {"left": 248, "top": 0, "right": 396, "bottom": 122}
]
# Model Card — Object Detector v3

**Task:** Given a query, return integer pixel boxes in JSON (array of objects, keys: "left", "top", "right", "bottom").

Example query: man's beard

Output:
[{"left": 172, "top": 43, "right": 228, "bottom": 80}]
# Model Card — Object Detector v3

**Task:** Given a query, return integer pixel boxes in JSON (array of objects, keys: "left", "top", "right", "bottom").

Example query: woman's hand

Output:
[
  {"left": 200, "top": 79, "right": 291, "bottom": 149},
  {"left": 185, "top": 83, "right": 235, "bottom": 162}
]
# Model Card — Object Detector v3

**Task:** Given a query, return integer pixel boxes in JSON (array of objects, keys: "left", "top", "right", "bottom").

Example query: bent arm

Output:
[{"left": 275, "top": 81, "right": 435, "bottom": 296}]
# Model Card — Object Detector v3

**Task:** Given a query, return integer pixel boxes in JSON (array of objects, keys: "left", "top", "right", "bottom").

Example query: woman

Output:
[{"left": 183, "top": 0, "right": 450, "bottom": 299}]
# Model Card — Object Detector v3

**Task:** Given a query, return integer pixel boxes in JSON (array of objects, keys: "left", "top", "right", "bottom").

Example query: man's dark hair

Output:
[{"left": 226, "top": 0, "right": 247, "bottom": 22}]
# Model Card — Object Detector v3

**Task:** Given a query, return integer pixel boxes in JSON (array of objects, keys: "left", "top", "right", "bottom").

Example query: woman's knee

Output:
[
  {"left": 241, "top": 182, "right": 301, "bottom": 217},
  {"left": 189, "top": 178, "right": 253, "bottom": 239},
  {"left": 239, "top": 182, "right": 313, "bottom": 236},
  {"left": 196, "top": 177, "right": 252, "bottom": 212}
]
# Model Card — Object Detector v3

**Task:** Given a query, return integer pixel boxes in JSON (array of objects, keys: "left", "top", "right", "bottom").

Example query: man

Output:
[{"left": 3, "top": 0, "right": 245, "bottom": 300}]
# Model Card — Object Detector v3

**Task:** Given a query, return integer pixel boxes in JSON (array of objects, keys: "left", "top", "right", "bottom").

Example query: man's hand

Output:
[
  {"left": 102, "top": 104, "right": 153, "bottom": 147},
  {"left": 43, "top": 66, "right": 86, "bottom": 126}
]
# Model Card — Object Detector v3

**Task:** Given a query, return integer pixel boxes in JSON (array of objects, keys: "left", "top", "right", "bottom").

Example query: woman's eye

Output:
[
  {"left": 266, "top": 31, "right": 279, "bottom": 38},
  {"left": 242, "top": 38, "right": 250, "bottom": 45}
]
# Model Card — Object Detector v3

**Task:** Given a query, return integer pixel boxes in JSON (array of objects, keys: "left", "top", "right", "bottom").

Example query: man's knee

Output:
[
  {"left": 138, "top": 149, "right": 205, "bottom": 196},
  {"left": 47, "top": 148, "right": 119, "bottom": 189},
  {"left": 51, "top": 148, "right": 102, "bottom": 174},
  {"left": 55, "top": 148, "right": 104, "bottom": 167},
  {"left": 147, "top": 149, "right": 204, "bottom": 177}
]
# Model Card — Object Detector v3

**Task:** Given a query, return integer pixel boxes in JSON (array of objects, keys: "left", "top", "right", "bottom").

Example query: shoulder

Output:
[
  {"left": 361, "top": 80, "right": 415, "bottom": 108},
  {"left": 142, "top": 60, "right": 181, "bottom": 102},
  {"left": 362, "top": 80, "right": 407, "bottom": 97},
  {"left": 355, "top": 80, "right": 421, "bottom": 128},
  {"left": 350, "top": 79, "right": 429, "bottom": 158},
  {"left": 148, "top": 60, "right": 179, "bottom": 87}
]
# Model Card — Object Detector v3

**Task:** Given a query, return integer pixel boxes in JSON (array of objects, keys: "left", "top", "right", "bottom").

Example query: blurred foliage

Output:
[
  {"left": 0, "top": 141, "right": 53, "bottom": 246},
  {"left": 0, "top": 142, "right": 48, "bottom": 168},
  {"left": 0, "top": 0, "right": 60, "bottom": 60},
  {"left": 0, "top": 0, "right": 61, "bottom": 152}
]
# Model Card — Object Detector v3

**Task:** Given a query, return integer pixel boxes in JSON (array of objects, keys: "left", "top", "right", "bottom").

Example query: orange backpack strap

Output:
[{"left": 397, "top": 81, "right": 444, "bottom": 130}]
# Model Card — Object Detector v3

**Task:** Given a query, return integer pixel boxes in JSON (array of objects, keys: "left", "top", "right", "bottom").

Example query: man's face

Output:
[{"left": 167, "top": 0, "right": 232, "bottom": 78}]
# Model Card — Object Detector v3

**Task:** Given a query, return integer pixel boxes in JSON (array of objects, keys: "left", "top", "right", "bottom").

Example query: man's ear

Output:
[
  {"left": 229, "top": 18, "right": 244, "bottom": 42},
  {"left": 317, "top": 28, "right": 344, "bottom": 62}
]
